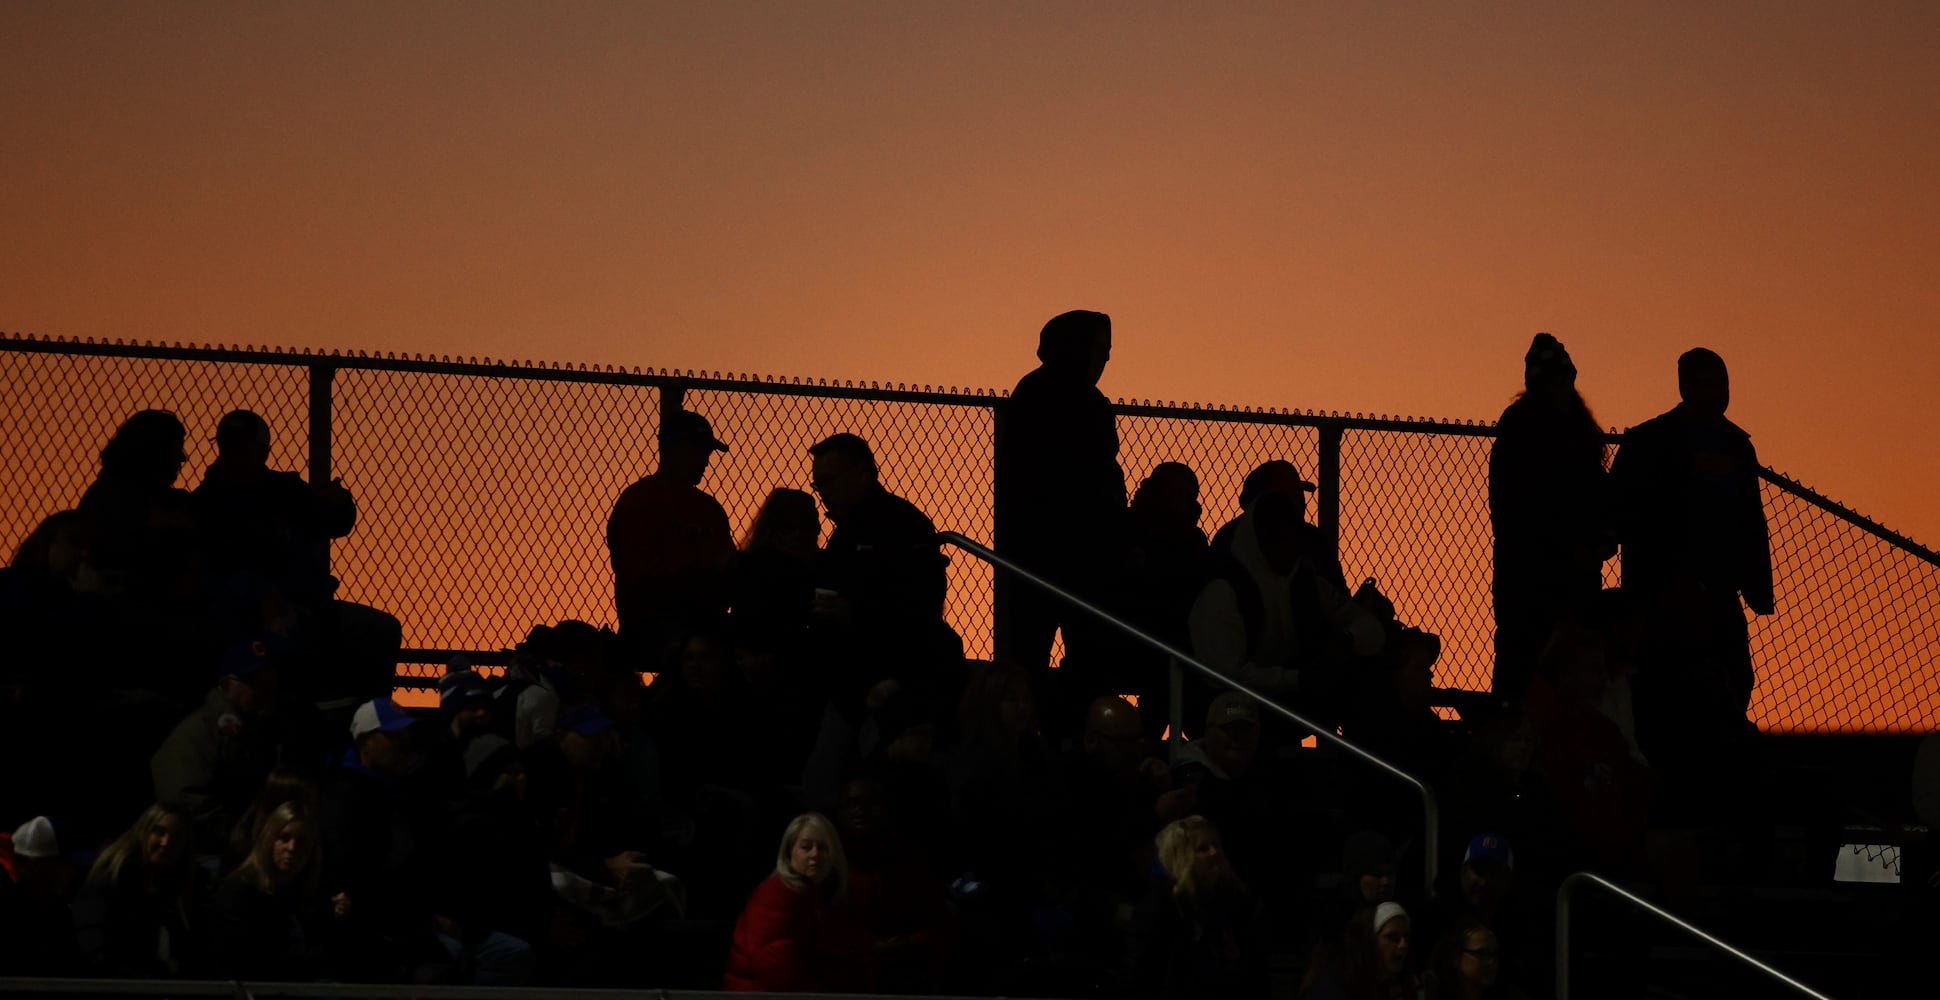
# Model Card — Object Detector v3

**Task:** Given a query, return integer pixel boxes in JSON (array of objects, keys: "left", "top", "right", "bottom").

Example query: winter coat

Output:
[{"left": 722, "top": 873, "right": 875, "bottom": 992}]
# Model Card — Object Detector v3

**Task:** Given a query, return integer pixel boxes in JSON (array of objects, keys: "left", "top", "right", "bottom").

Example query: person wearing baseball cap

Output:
[
  {"left": 1210, "top": 459, "right": 1345, "bottom": 590},
  {"left": 607, "top": 409, "right": 735, "bottom": 646},
  {"left": 151, "top": 638, "right": 288, "bottom": 852}
]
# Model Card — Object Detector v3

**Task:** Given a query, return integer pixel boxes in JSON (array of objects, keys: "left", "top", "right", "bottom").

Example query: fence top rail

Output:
[
  {"left": 1556, "top": 871, "right": 1834, "bottom": 1000},
  {"left": 9, "top": 331, "right": 1937, "bottom": 560},
  {"left": 3, "top": 331, "right": 1506, "bottom": 433}
]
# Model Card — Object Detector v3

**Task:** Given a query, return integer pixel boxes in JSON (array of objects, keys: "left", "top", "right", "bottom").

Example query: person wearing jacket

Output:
[
  {"left": 1131, "top": 815, "right": 1269, "bottom": 999},
  {"left": 1609, "top": 348, "right": 1773, "bottom": 794},
  {"left": 723, "top": 812, "right": 875, "bottom": 992},
  {"left": 151, "top": 639, "right": 286, "bottom": 853},
  {"left": 210, "top": 802, "right": 347, "bottom": 981},
  {"left": 72, "top": 802, "right": 208, "bottom": 978}
]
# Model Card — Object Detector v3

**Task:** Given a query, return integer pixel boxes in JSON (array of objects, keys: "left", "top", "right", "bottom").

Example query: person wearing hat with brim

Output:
[
  {"left": 151, "top": 638, "right": 288, "bottom": 854},
  {"left": 606, "top": 409, "right": 735, "bottom": 650},
  {"left": 1488, "top": 333, "right": 1615, "bottom": 703}
]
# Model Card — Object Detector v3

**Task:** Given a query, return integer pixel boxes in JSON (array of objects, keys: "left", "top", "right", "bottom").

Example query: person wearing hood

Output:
[
  {"left": 1188, "top": 490, "right": 1384, "bottom": 721},
  {"left": 992, "top": 310, "right": 1126, "bottom": 686},
  {"left": 1488, "top": 333, "right": 1615, "bottom": 703}
]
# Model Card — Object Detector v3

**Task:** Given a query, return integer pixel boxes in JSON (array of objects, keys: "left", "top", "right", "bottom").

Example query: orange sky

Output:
[{"left": 4, "top": 2, "right": 1937, "bottom": 545}]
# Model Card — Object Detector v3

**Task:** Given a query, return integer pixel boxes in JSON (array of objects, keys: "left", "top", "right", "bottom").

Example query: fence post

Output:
[
  {"left": 308, "top": 363, "right": 337, "bottom": 575},
  {"left": 659, "top": 381, "right": 687, "bottom": 470},
  {"left": 1316, "top": 422, "right": 1343, "bottom": 551}
]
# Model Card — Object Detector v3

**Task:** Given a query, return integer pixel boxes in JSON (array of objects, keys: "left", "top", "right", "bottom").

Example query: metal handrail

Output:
[
  {"left": 938, "top": 530, "right": 1440, "bottom": 896},
  {"left": 1556, "top": 871, "right": 1835, "bottom": 1000}
]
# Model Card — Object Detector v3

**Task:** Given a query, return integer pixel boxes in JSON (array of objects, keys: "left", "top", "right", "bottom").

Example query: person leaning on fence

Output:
[
  {"left": 723, "top": 811, "right": 876, "bottom": 992},
  {"left": 992, "top": 309, "right": 1127, "bottom": 682},
  {"left": 192, "top": 408, "right": 403, "bottom": 721},
  {"left": 1488, "top": 333, "right": 1615, "bottom": 704},
  {"left": 606, "top": 409, "right": 735, "bottom": 654}
]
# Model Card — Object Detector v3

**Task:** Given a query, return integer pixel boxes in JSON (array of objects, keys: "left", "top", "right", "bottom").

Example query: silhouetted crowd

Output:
[{"left": 0, "top": 315, "right": 1786, "bottom": 998}]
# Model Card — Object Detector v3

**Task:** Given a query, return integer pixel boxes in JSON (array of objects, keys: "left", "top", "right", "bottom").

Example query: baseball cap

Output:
[
  {"left": 1464, "top": 832, "right": 1515, "bottom": 870},
  {"left": 1205, "top": 691, "right": 1261, "bottom": 729},
  {"left": 1238, "top": 460, "right": 1316, "bottom": 508},
  {"left": 11, "top": 816, "right": 59, "bottom": 859},
  {"left": 439, "top": 667, "right": 490, "bottom": 711},
  {"left": 349, "top": 697, "right": 418, "bottom": 740},
  {"left": 555, "top": 705, "right": 614, "bottom": 737},
  {"left": 221, "top": 637, "right": 280, "bottom": 680},
  {"left": 659, "top": 410, "right": 728, "bottom": 453}
]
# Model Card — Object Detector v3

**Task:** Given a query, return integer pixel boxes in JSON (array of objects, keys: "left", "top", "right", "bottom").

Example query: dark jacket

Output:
[
  {"left": 1488, "top": 394, "right": 1612, "bottom": 604},
  {"left": 210, "top": 874, "right": 336, "bottom": 981},
  {"left": 318, "top": 752, "right": 434, "bottom": 940},
  {"left": 71, "top": 860, "right": 210, "bottom": 978},
  {"left": 819, "top": 486, "right": 958, "bottom": 668},
  {"left": 1131, "top": 877, "right": 1270, "bottom": 1000},
  {"left": 151, "top": 687, "right": 284, "bottom": 852},
  {"left": 994, "top": 364, "right": 1126, "bottom": 559},
  {"left": 1609, "top": 404, "right": 1773, "bottom": 612},
  {"left": 192, "top": 462, "right": 354, "bottom": 604}
]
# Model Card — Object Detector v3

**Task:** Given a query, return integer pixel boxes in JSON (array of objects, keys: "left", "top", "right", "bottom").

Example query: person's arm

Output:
[{"left": 737, "top": 884, "right": 809, "bottom": 990}]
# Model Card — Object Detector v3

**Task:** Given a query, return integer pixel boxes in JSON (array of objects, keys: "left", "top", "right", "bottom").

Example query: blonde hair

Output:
[
  {"left": 89, "top": 803, "right": 189, "bottom": 889},
  {"left": 774, "top": 812, "right": 847, "bottom": 896},
  {"left": 231, "top": 802, "right": 319, "bottom": 895},
  {"left": 1156, "top": 815, "right": 1224, "bottom": 899}
]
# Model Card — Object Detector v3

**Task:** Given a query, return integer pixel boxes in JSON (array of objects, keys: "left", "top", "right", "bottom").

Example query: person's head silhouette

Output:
[
  {"left": 1523, "top": 333, "right": 1578, "bottom": 402},
  {"left": 657, "top": 410, "right": 727, "bottom": 486},
  {"left": 1038, "top": 309, "right": 1112, "bottom": 386},
  {"left": 1677, "top": 348, "right": 1730, "bottom": 418},
  {"left": 808, "top": 433, "right": 879, "bottom": 520},
  {"left": 100, "top": 409, "right": 188, "bottom": 488},
  {"left": 214, "top": 409, "right": 273, "bottom": 469}
]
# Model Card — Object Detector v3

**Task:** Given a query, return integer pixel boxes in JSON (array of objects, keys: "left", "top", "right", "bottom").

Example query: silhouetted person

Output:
[
  {"left": 1488, "top": 334, "right": 1614, "bottom": 702},
  {"left": 993, "top": 310, "right": 1126, "bottom": 680},
  {"left": 730, "top": 487, "right": 821, "bottom": 663},
  {"left": 1610, "top": 348, "right": 1773, "bottom": 754},
  {"left": 809, "top": 433, "right": 960, "bottom": 700},
  {"left": 607, "top": 409, "right": 734, "bottom": 652},
  {"left": 194, "top": 409, "right": 402, "bottom": 716},
  {"left": 1190, "top": 490, "right": 1383, "bottom": 724},
  {"left": 1210, "top": 460, "right": 1345, "bottom": 590},
  {"left": 76, "top": 410, "right": 210, "bottom": 702},
  {"left": 1111, "top": 462, "right": 1212, "bottom": 735}
]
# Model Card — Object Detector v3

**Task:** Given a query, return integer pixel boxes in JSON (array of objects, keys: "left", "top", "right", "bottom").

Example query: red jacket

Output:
[{"left": 723, "top": 873, "right": 875, "bottom": 993}]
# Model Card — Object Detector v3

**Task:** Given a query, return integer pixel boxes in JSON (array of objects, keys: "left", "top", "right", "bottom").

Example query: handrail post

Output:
[
  {"left": 659, "top": 381, "right": 687, "bottom": 470},
  {"left": 1168, "top": 655, "right": 1184, "bottom": 750},
  {"left": 307, "top": 363, "right": 336, "bottom": 575},
  {"left": 1316, "top": 422, "right": 1343, "bottom": 553}
]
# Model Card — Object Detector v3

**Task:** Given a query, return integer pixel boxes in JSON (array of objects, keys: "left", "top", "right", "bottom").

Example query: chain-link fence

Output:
[{"left": 2, "top": 334, "right": 1933, "bottom": 732}]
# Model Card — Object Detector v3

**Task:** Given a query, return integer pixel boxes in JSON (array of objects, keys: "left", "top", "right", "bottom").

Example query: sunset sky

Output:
[{"left": 4, "top": 2, "right": 1937, "bottom": 544}]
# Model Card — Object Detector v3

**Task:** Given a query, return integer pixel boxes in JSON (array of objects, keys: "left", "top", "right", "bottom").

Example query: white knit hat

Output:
[{"left": 11, "top": 816, "right": 59, "bottom": 859}]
